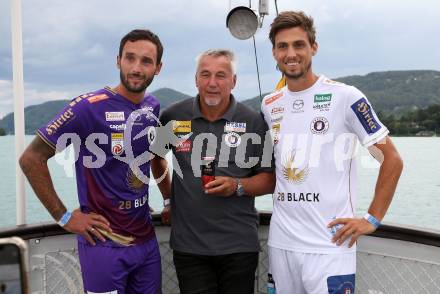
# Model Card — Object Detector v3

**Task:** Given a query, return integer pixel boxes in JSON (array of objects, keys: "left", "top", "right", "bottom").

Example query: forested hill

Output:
[
  {"left": 337, "top": 70, "right": 440, "bottom": 112},
  {"left": 0, "top": 88, "right": 191, "bottom": 135},
  {"left": 0, "top": 70, "right": 439, "bottom": 135},
  {"left": 243, "top": 70, "right": 440, "bottom": 114}
]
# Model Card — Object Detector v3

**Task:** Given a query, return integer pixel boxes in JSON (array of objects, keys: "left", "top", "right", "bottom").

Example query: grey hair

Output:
[{"left": 195, "top": 49, "right": 237, "bottom": 75}]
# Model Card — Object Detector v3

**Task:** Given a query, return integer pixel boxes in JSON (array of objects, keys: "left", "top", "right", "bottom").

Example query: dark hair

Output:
[
  {"left": 269, "top": 11, "right": 316, "bottom": 47},
  {"left": 119, "top": 29, "right": 163, "bottom": 64}
]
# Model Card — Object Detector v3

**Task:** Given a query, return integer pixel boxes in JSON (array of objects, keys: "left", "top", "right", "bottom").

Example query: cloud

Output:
[
  {"left": 0, "top": 0, "right": 438, "bottom": 112},
  {"left": 0, "top": 79, "right": 74, "bottom": 117}
]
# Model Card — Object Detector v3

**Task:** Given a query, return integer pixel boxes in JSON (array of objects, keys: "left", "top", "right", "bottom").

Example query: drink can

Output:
[{"left": 201, "top": 156, "right": 215, "bottom": 186}]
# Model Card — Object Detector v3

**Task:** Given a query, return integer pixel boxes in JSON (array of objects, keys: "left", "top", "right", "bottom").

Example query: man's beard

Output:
[
  {"left": 120, "top": 71, "right": 154, "bottom": 93},
  {"left": 204, "top": 96, "right": 222, "bottom": 106},
  {"left": 281, "top": 60, "right": 312, "bottom": 80}
]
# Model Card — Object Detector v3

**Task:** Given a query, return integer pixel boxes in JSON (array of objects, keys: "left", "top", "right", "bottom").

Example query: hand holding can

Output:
[{"left": 201, "top": 156, "right": 215, "bottom": 187}]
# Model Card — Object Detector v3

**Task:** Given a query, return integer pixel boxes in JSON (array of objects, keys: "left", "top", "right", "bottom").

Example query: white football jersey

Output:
[{"left": 261, "top": 75, "right": 389, "bottom": 253}]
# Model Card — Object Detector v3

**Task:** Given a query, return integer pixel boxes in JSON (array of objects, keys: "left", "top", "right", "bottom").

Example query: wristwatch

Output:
[{"left": 236, "top": 178, "right": 245, "bottom": 197}]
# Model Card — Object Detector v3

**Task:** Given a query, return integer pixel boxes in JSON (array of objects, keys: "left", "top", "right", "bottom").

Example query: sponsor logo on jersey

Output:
[
  {"left": 87, "top": 93, "right": 109, "bottom": 103},
  {"left": 313, "top": 93, "right": 332, "bottom": 112},
  {"left": 224, "top": 122, "right": 246, "bottom": 133},
  {"left": 351, "top": 98, "right": 381, "bottom": 134},
  {"left": 276, "top": 192, "right": 320, "bottom": 202},
  {"left": 69, "top": 96, "right": 83, "bottom": 107},
  {"left": 282, "top": 151, "right": 309, "bottom": 184},
  {"left": 310, "top": 117, "right": 329, "bottom": 134},
  {"left": 45, "top": 108, "right": 75, "bottom": 135},
  {"left": 173, "top": 120, "right": 192, "bottom": 133},
  {"left": 270, "top": 107, "right": 285, "bottom": 123},
  {"left": 271, "top": 116, "right": 284, "bottom": 123},
  {"left": 264, "top": 92, "right": 283, "bottom": 105},
  {"left": 271, "top": 123, "right": 281, "bottom": 145},
  {"left": 292, "top": 99, "right": 304, "bottom": 113},
  {"left": 313, "top": 103, "right": 331, "bottom": 112},
  {"left": 106, "top": 111, "right": 125, "bottom": 121},
  {"left": 271, "top": 106, "right": 284, "bottom": 115},
  {"left": 176, "top": 139, "right": 192, "bottom": 152},
  {"left": 314, "top": 93, "right": 332, "bottom": 103},
  {"left": 111, "top": 133, "right": 124, "bottom": 155},
  {"left": 110, "top": 123, "right": 126, "bottom": 131},
  {"left": 224, "top": 132, "right": 241, "bottom": 147}
]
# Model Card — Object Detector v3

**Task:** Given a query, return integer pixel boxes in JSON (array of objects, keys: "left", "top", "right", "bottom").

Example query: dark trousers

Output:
[{"left": 173, "top": 250, "right": 259, "bottom": 294}]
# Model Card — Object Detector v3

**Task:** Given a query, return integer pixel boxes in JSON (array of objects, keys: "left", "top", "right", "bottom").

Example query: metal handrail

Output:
[{"left": 1, "top": 212, "right": 440, "bottom": 247}]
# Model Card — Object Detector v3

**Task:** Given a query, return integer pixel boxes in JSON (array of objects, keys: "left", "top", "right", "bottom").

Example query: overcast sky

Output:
[{"left": 0, "top": 0, "right": 439, "bottom": 117}]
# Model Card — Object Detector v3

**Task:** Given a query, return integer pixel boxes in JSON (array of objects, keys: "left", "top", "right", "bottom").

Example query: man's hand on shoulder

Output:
[
  {"left": 327, "top": 217, "right": 376, "bottom": 248},
  {"left": 64, "top": 209, "right": 112, "bottom": 246}
]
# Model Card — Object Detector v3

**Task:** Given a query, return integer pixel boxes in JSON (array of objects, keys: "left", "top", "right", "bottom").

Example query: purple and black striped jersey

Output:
[{"left": 38, "top": 87, "right": 160, "bottom": 246}]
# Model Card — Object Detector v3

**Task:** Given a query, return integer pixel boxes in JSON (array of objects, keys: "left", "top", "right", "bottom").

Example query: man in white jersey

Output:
[{"left": 260, "top": 11, "right": 403, "bottom": 294}]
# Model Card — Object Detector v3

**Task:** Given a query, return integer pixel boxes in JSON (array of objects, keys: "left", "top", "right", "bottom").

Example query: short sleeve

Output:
[
  {"left": 344, "top": 87, "right": 389, "bottom": 147},
  {"left": 37, "top": 96, "right": 88, "bottom": 151}
]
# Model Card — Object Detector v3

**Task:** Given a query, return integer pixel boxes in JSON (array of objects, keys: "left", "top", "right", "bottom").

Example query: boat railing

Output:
[{"left": 1, "top": 211, "right": 439, "bottom": 294}]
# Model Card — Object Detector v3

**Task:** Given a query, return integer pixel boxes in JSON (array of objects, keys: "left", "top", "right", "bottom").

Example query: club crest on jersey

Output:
[
  {"left": 282, "top": 151, "right": 309, "bottom": 184},
  {"left": 111, "top": 133, "right": 124, "bottom": 155},
  {"left": 292, "top": 99, "right": 304, "bottom": 113},
  {"left": 351, "top": 98, "right": 381, "bottom": 134},
  {"left": 310, "top": 117, "right": 329, "bottom": 134},
  {"left": 224, "top": 122, "right": 246, "bottom": 133},
  {"left": 224, "top": 132, "right": 241, "bottom": 147}
]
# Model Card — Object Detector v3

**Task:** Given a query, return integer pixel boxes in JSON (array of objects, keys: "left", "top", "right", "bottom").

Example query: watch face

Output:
[{"left": 237, "top": 180, "right": 245, "bottom": 196}]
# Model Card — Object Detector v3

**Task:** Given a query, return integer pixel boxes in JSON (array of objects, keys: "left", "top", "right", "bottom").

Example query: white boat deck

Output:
[{"left": 1, "top": 213, "right": 439, "bottom": 294}]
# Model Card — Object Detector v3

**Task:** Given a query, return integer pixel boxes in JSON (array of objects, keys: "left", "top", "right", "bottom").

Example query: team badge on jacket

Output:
[{"left": 224, "top": 132, "right": 241, "bottom": 147}]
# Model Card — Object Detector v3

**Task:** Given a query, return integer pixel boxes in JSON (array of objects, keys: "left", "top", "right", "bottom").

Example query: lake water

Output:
[{"left": 0, "top": 136, "right": 439, "bottom": 231}]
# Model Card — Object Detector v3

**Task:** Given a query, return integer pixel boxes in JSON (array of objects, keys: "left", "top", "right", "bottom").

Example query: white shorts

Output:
[{"left": 268, "top": 246, "right": 356, "bottom": 294}]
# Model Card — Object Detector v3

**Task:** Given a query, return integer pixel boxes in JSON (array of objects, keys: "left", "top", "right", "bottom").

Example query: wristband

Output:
[
  {"left": 57, "top": 211, "right": 72, "bottom": 227},
  {"left": 364, "top": 213, "right": 381, "bottom": 229},
  {"left": 163, "top": 199, "right": 171, "bottom": 207}
]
